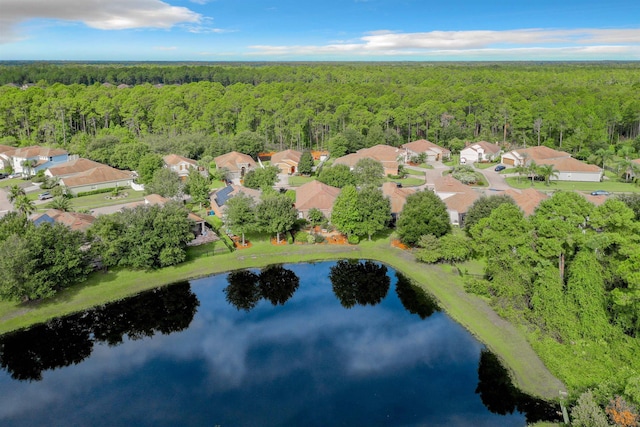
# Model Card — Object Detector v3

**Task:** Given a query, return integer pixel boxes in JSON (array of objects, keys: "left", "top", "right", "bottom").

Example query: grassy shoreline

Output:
[{"left": 0, "top": 235, "right": 565, "bottom": 401}]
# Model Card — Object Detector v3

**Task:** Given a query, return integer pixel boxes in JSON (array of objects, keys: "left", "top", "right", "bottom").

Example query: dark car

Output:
[
  {"left": 494, "top": 164, "right": 506, "bottom": 172},
  {"left": 590, "top": 190, "right": 610, "bottom": 196},
  {"left": 0, "top": 173, "right": 8, "bottom": 179},
  {"left": 38, "top": 192, "right": 53, "bottom": 200}
]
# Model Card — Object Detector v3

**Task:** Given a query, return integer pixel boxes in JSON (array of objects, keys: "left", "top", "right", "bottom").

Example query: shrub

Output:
[
  {"left": 347, "top": 235, "right": 360, "bottom": 245},
  {"left": 76, "top": 187, "right": 117, "bottom": 197},
  {"left": 314, "top": 234, "right": 325, "bottom": 244},
  {"left": 294, "top": 231, "right": 309, "bottom": 243},
  {"left": 306, "top": 234, "right": 316, "bottom": 244}
]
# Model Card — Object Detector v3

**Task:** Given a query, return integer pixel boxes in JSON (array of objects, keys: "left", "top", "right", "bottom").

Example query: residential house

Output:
[
  {"left": 460, "top": 141, "right": 501, "bottom": 164},
  {"left": 143, "top": 194, "right": 207, "bottom": 237},
  {"left": 32, "top": 209, "right": 96, "bottom": 232},
  {"left": 163, "top": 154, "right": 200, "bottom": 179},
  {"left": 501, "top": 146, "right": 602, "bottom": 182},
  {"left": 503, "top": 188, "right": 548, "bottom": 216},
  {"left": 333, "top": 144, "right": 402, "bottom": 176},
  {"left": 45, "top": 158, "right": 104, "bottom": 179},
  {"left": 59, "top": 165, "right": 136, "bottom": 195},
  {"left": 214, "top": 151, "right": 257, "bottom": 181},
  {"left": 271, "top": 149, "right": 302, "bottom": 175},
  {"left": 294, "top": 180, "right": 341, "bottom": 220},
  {"left": 381, "top": 182, "right": 415, "bottom": 221},
  {"left": 209, "top": 184, "right": 262, "bottom": 218},
  {"left": 401, "top": 140, "right": 451, "bottom": 162},
  {"left": 1, "top": 145, "right": 69, "bottom": 176},
  {"left": 428, "top": 175, "right": 479, "bottom": 226},
  {"left": 0, "top": 145, "right": 15, "bottom": 170}
]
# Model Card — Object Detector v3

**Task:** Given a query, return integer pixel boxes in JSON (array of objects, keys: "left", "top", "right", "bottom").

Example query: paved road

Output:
[{"left": 0, "top": 187, "right": 12, "bottom": 217}]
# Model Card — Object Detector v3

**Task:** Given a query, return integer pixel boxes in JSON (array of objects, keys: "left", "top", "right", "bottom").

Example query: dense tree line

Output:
[{"left": 1, "top": 63, "right": 639, "bottom": 166}]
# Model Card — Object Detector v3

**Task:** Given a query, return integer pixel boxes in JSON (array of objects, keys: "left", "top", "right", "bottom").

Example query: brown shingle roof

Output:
[
  {"left": 467, "top": 141, "right": 501, "bottom": 154},
  {"left": 47, "top": 158, "right": 104, "bottom": 177},
  {"left": 163, "top": 154, "right": 198, "bottom": 167},
  {"left": 503, "top": 188, "right": 548, "bottom": 216},
  {"left": 60, "top": 166, "right": 135, "bottom": 188},
  {"left": 5, "top": 145, "right": 67, "bottom": 159},
  {"left": 214, "top": 151, "right": 257, "bottom": 173},
  {"left": 33, "top": 209, "right": 95, "bottom": 231},
  {"left": 333, "top": 144, "right": 401, "bottom": 174},
  {"left": 512, "top": 146, "right": 570, "bottom": 162},
  {"left": 295, "top": 180, "right": 341, "bottom": 212},
  {"left": 402, "top": 139, "right": 451, "bottom": 155},
  {"left": 432, "top": 175, "right": 479, "bottom": 214},
  {"left": 541, "top": 157, "right": 601, "bottom": 173},
  {"left": 381, "top": 182, "right": 415, "bottom": 214},
  {"left": 271, "top": 149, "right": 302, "bottom": 165}
]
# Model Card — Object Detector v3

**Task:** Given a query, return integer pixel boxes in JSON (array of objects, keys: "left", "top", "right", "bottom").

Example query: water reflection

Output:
[
  {"left": 0, "top": 282, "right": 199, "bottom": 381},
  {"left": 224, "top": 265, "right": 300, "bottom": 311},
  {"left": 476, "top": 349, "right": 561, "bottom": 424},
  {"left": 329, "top": 260, "right": 390, "bottom": 308},
  {"left": 394, "top": 271, "right": 439, "bottom": 319}
]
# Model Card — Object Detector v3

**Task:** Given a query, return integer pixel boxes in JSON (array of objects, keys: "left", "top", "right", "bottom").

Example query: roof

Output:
[
  {"left": 333, "top": 144, "right": 401, "bottom": 170},
  {"left": 144, "top": 194, "right": 169, "bottom": 205},
  {"left": 60, "top": 166, "right": 135, "bottom": 188},
  {"left": 32, "top": 209, "right": 95, "bottom": 231},
  {"left": 381, "top": 182, "right": 415, "bottom": 214},
  {"left": 5, "top": 145, "right": 68, "bottom": 159},
  {"left": 46, "top": 158, "right": 104, "bottom": 177},
  {"left": 271, "top": 149, "right": 302, "bottom": 165},
  {"left": 509, "top": 146, "right": 571, "bottom": 162},
  {"left": 464, "top": 141, "right": 501, "bottom": 154},
  {"left": 402, "top": 139, "right": 451, "bottom": 154},
  {"left": 214, "top": 151, "right": 256, "bottom": 173},
  {"left": 503, "top": 188, "right": 548, "bottom": 216},
  {"left": 540, "top": 157, "right": 602, "bottom": 173},
  {"left": 431, "top": 175, "right": 479, "bottom": 214},
  {"left": 582, "top": 194, "right": 608, "bottom": 206},
  {"left": 211, "top": 184, "right": 262, "bottom": 207},
  {"left": 163, "top": 154, "right": 198, "bottom": 167},
  {"left": 0, "top": 145, "right": 16, "bottom": 155},
  {"left": 213, "top": 185, "right": 235, "bottom": 206},
  {"left": 295, "top": 180, "right": 341, "bottom": 212}
]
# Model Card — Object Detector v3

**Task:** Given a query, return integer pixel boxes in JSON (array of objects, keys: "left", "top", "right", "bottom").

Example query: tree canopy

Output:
[{"left": 396, "top": 190, "right": 451, "bottom": 246}]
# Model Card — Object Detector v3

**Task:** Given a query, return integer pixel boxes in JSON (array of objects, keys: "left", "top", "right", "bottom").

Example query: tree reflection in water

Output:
[
  {"left": 0, "top": 282, "right": 199, "bottom": 381},
  {"left": 224, "top": 265, "right": 301, "bottom": 311},
  {"left": 329, "top": 260, "right": 390, "bottom": 308},
  {"left": 394, "top": 271, "right": 439, "bottom": 319},
  {"left": 476, "top": 349, "right": 562, "bottom": 424}
]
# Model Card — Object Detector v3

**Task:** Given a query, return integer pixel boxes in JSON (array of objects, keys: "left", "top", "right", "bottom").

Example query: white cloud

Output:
[
  {"left": 0, "top": 0, "right": 203, "bottom": 43},
  {"left": 249, "top": 28, "right": 640, "bottom": 59}
]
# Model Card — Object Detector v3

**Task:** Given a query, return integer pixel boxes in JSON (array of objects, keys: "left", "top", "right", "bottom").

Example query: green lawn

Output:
[
  {"left": 0, "top": 178, "right": 27, "bottom": 188},
  {"left": 67, "top": 190, "right": 146, "bottom": 210},
  {"left": 0, "top": 232, "right": 564, "bottom": 401},
  {"left": 287, "top": 175, "right": 316, "bottom": 186},
  {"left": 406, "top": 168, "right": 427, "bottom": 176},
  {"left": 209, "top": 180, "right": 226, "bottom": 190},
  {"left": 386, "top": 176, "right": 425, "bottom": 187},
  {"left": 474, "top": 162, "right": 499, "bottom": 170},
  {"left": 505, "top": 177, "right": 640, "bottom": 193}
]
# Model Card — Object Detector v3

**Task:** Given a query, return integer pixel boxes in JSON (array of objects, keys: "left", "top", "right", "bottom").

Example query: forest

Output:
[{"left": 1, "top": 62, "right": 639, "bottom": 171}]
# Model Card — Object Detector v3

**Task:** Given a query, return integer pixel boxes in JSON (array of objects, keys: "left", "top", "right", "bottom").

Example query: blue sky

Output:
[{"left": 1, "top": 0, "right": 639, "bottom": 61}]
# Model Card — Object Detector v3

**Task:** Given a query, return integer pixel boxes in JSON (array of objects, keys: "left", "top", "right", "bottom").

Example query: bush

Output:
[
  {"left": 307, "top": 234, "right": 316, "bottom": 244},
  {"left": 347, "top": 235, "right": 360, "bottom": 245},
  {"left": 294, "top": 231, "right": 309, "bottom": 243},
  {"left": 314, "top": 234, "right": 325, "bottom": 244},
  {"left": 76, "top": 187, "right": 116, "bottom": 197},
  {"left": 287, "top": 234, "right": 294, "bottom": 244}
]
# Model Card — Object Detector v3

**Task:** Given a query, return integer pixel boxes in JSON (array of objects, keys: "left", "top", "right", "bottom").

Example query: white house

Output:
[
  {"left": 460, "top": 141, "right": 501, "bottom": 164},
  {"left": 1, "top": 146, "right": 69, "bottom": 176}
]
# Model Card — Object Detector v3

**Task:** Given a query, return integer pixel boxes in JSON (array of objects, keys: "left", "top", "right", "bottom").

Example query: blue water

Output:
[{"left": 0, "top": 261, "right": 553, "bottom": 426}]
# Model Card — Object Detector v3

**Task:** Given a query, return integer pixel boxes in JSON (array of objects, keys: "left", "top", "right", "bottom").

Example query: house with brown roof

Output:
[
  {"left": 271, "top": 149, "right": 303, "bottom": 175},
  {"left": 59, "top": 165, "right": 136, "bottom": 195},
  {"left": 163, "top": 154, "right": 200, "bottom": 179},
  {"left": 209, "top": 184, "right": 262, "bottom": 218},
  {"left": 143, "top": 194, "right": 208, "bottom": 237},
  {"left": 1, "top": 145, "right": 69, "bottom": 176},
  {"left": 294, "top": 180, "right": 341, "bottom": 220},
  {"left": 460, "top": 141, "right": 501, "bottom": 164},
  {"left": 45, "top": 158, "right": 104, "bottom": 179},
  {"left": 401, "top": 140, "right": 451, "bottom": 162},
  {"left": 333, "top": 144, "right": 402, "bottom": 176},
  {"left": 32, "top": 209, "right": 96, "bottom": 232},
  {"left": 503, "top": 188, "right": 548, "bottom": 216},
  {"left": 428, "top": 175, "right": 479, "bottom": 226},
  {"left": 381, "top": 182, "right": 415, "bottom": 220},
  {"left": 214, "top": 151, "right": 257, "bottom": 181},
  {"left": 501, "top": 146, "right": 602, "bottom": 182}
]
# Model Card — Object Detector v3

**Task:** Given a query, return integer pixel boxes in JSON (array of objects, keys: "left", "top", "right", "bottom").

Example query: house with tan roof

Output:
[
  {"left": 32, "top": 209, "right": 96, "bottom": 232},
  {"left": 501, "top": 146, "right": 602, "bottom": 182},
  {"left": 503, "top": 188, "right": 548, "bottom": 216},
  {"left": 214, "top": 151, "right": 257, "bottom": 181},
  {"left": 163, "top": 154, "right": 200, "bottom": 179},
  {"left": 271, "top": 149, "right": 302, "bottom": 175},
  {"left": 294, "top": 180, "right": 341, "bottom": 220},
  {"left": 1, "top": 145, "right": 69, "bottom": 176},
  {"left": 59, "top": 165, "right": 136, "bottom": 195},
  {"left": 45, "top": 158, "right": 104, "bottom": 179},
  {"left": 460, "top": 141, "right": 501, "bottom": 164},
  {"left": 381, "top": 182, "right": 415, "bottom": 221},
  {"left": 333, "top": 144, "right": 402, "bottom": 176},
  {"left": 427, "top": 175, "right": 479, "bottom": 226},
  {"left": 401, "top": 140, "right": 451, "bottom": 162},
  {"left": 209, "top": 184, "right": 262, "bottom": 218}
]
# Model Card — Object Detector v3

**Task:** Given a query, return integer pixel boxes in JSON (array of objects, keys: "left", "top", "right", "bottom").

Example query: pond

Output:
[{"left": 0, "top": 261, "right": 559, "bottom": 426}]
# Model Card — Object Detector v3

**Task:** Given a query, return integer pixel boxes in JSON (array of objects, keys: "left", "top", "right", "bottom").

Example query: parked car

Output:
[
  {"left": 494, "top": 164, "right": 506, "bottom": 172},
  {"left": 38, "top": 192, "right": 53, "bottom": 200},
  {"left": 0, "top": 173, "right": 8, "bottom": 179},
  {"left": 590, "top": 190, "right": 610, "bottom": 196}
]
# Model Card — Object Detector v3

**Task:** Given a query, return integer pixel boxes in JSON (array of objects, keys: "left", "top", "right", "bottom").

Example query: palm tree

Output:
[
  {"left": 526, "top": 161, "right": 538, "bottom": 185},
  {"left": 49, "top": 196, "right": 71, "bottom": 212},
  {"left": 13, "top": 195, "right": 34, "bottom": 216},
  {"left": 20, "top": 159, "right": 37, "bottom": 177},
  {"left": 594, "top": 147, "right": 615, "bottom": 171},
  {"left": 537, "top": 164, "right": 560, "bottom": 186},
  {"left": 7, "top": 184, "right": 25, "bottom": 203}
]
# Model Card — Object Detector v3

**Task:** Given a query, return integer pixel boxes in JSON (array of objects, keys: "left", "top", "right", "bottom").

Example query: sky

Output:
[{"left": 0, "top": 0, "right": 639, "bottom": 61}]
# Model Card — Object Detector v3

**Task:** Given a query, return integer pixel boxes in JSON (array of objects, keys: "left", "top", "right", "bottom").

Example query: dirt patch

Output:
[
  {"left": 231, "top": 236, "right": 252, "bottom": 249},
  {"left": 326, "top": 233, "right": 349, "bottom": 245},
  {"left": 270, "top": 237, "right": 288, "bottom": 245},
  {"left": 391, "top": 239, "right": 409, "bottom": 250}
]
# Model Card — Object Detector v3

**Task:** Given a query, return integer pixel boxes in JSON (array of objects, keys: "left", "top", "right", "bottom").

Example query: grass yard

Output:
[
  {"left": 386, "top": 176, "right": 425, "bottom": 187},
  {"left": 0, "top": 178, "right": 27, "bottom": 188},
  {"left": 287, "top": 175, "right": 316, "bottom": 186},
  {"left": 0, "top": 231, "right": 565, "bottom": 402},
  {"left": 474, "top": 162, "right": 499, "bottom": 170},
  {"left": 505, "top": 177, "right": 640, "bottom": 193},
  {"left": 405, "top": 168, "right": 427, "bottom": 176},
  {"left": 68, "top": 190, "right": 146, "bottom": 210}
]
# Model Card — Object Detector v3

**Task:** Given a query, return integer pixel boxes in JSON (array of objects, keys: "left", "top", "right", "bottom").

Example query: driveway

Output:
[
  {"left": 0, "top": 187, "right": 12, "bottom": 217},
  {"left": 476, "top": 166, "right": 511, "bottom": 192}
]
